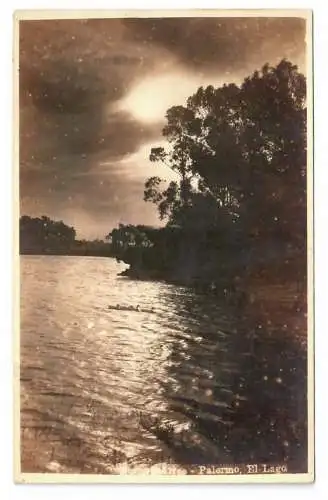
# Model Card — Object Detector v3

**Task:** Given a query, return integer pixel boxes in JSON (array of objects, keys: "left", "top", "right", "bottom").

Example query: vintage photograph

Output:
[{"left": 15, "top": 11, "right": 313, "bottom": 482}]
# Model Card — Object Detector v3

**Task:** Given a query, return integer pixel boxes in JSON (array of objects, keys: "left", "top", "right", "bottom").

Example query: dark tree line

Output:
[
  {"left": 20, "top": 215, "right": 76, "bottom": 254},
  {"left": 20, "top": 215, "right": 113, "bottom": 257}
]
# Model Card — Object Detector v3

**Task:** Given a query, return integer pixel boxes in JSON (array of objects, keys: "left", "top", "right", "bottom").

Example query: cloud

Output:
[
  {"left": 123, "top": 17, "right": 306, "bottom": 74},
  {"left": 19, "top": 19, "right": 162, "bottom": 162}
]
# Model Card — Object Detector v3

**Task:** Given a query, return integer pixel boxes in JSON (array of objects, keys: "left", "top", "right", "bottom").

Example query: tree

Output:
[
  {"left": 107, "top": 224, "right": 153, "bottom": 263},
  {"left": 144, "top": 59, "right": 307, "bottom": 246},
  {"left": 20, "top": 215, "right": 76, "bottom": 254}
]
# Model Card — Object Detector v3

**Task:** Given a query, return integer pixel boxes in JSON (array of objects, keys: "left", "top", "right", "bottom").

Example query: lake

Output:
[{"left": 20, "top": 255, "right": 307, "bottom": 474}]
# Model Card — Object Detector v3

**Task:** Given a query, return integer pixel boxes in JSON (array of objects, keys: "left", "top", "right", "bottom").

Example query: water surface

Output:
[{"left": 20, "top": 255, "right": 307, "bottom": 474}]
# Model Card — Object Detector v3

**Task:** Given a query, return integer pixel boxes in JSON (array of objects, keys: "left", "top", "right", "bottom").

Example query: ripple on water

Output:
[{"left": 20, "top": 256, "right": 308, "bottom": 473}]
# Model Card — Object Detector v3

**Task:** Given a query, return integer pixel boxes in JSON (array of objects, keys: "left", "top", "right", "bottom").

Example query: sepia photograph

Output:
[{"left": 14, "top": 10, "right": 313, "bottom": 483}]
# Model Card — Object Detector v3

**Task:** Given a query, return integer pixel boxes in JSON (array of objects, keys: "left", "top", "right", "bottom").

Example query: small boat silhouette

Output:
[{"left": 107, "top": 304, "right": 155, "bottom": 314}]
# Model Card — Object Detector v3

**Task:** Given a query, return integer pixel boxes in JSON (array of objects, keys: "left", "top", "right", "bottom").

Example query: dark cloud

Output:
[
  {"left": 19, "top": 16, "right": 307, "bottom": 238},
  {"left": 123, "top": 17, "right": 306, "bottom": 73},
  {"left": 19, "top": 19, "right": 158, "bottom": 162}
]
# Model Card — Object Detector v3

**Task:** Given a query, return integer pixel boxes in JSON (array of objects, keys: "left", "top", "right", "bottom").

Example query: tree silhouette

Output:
[
  {"left": 20, "top": 215, "right": 76, "bottom": 254},
  {"left": 145, "top": 59, "right": 306, "bottom": 247}
]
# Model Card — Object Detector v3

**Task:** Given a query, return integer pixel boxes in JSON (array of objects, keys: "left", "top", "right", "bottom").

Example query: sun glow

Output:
[{"left": 117, "top": 73, "right": 215, "bottom": 124}]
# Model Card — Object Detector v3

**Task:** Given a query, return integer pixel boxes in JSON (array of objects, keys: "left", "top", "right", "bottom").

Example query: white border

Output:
[
  {"left": 1, "top": 0, "right": 327, "bottom": 498},
  {"left": 12, "top": 6, "right": 314, "bottom": 484}
]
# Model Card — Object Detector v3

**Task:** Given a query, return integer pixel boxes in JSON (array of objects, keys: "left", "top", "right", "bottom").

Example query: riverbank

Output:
[{"left": 119, "top": 263, "right": 307, "bottom": 338}]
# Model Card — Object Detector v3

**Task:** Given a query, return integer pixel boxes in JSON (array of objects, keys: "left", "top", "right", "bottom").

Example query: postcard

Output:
[{"left": 14, "top": 9, "right": 314, "bottom": 483}]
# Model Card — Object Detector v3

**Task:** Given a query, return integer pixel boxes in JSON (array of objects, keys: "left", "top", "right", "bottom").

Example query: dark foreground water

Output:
[{"left": 20, "top": 256, "right": 307, "bottom": 474}]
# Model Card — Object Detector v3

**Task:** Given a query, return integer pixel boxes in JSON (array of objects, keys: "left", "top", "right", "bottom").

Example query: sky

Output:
[{"left": 19, "top": 16, "right": 307, "bottom": 239}]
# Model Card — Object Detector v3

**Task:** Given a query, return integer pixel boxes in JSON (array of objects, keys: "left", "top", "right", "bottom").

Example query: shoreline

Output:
[{"left": 119, "top": 265, "right": 307, "bottom": 337}]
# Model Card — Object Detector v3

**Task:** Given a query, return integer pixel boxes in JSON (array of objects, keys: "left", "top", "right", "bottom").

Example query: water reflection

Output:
[
  {"left": 20, "top": 256, "right": 307, "bottom": 474},
  {"left": 148, "top": 288, "right": 307, "bottom": 472}
]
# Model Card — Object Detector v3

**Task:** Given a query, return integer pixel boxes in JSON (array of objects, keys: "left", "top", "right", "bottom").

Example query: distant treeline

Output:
[
  {"left": 108, "top": 60, "right": 307, "bottom": 291},
  {"left": 19, "top": 215, "right": 113, "bottom": 257}
]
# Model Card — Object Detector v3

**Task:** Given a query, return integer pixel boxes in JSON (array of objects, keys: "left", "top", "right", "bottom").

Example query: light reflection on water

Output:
[{"left": 20, "top": 255, "right": 307, "bottom": 474}]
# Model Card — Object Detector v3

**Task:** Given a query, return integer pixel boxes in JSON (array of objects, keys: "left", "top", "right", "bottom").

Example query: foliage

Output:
[
  {"left": 144, "top": 59, "right": 307, "bottom": 246},
  {"left": 20, "top": 215, "right": 76, "bottom": 254},
  {"left": 19, "top": 215, "right": 113, "bottom": 257},
  {"left": 109, "top": 60, "right": 307, "bottom": 287}
]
